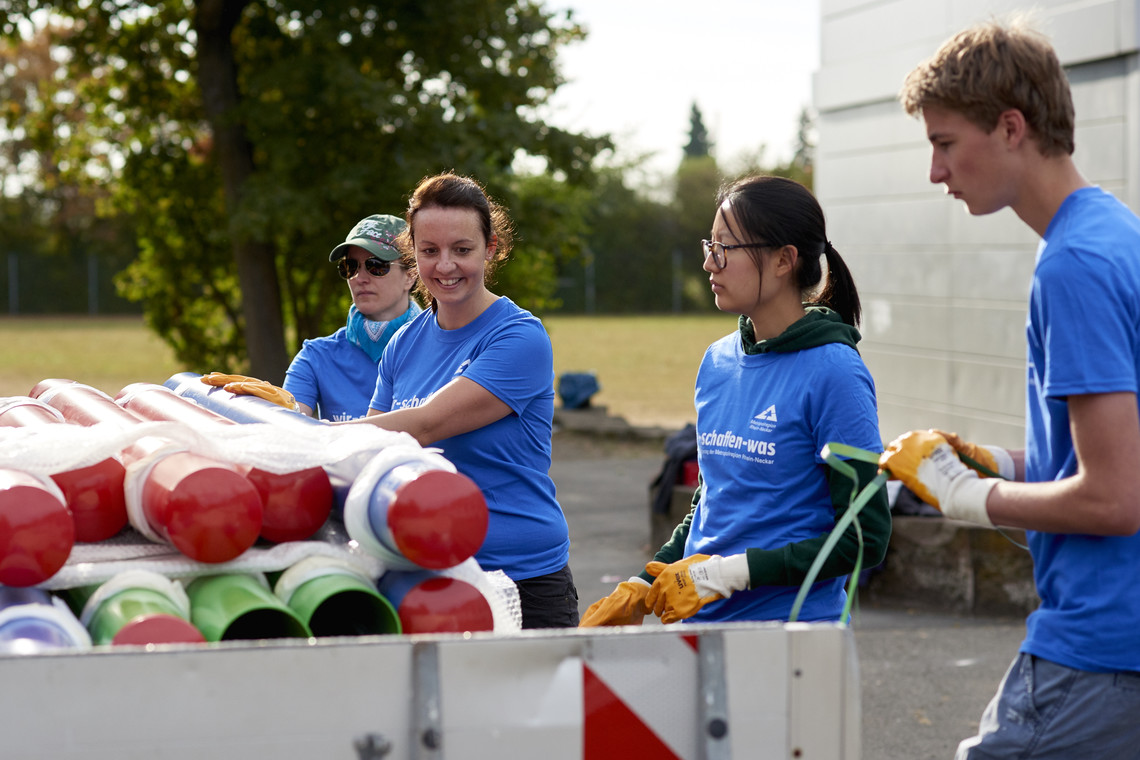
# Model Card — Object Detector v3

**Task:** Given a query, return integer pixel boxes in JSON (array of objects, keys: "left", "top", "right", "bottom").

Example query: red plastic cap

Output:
[
  {"left": 397, "top": 577, "right": 494, "bottom": 634},
  {"left": 111, "top": 614, "right": 206, "bottom": 646},
  {"left": 0, "top": 470, "right": 76, "bottom": 587},
  {"left": 141, "top": 453, "right": 263, "bottom": 563},
  {"left": 388, "top": 470, "right": 488, "bottom": 570},
  {"left": 51, "top": 459, "right": 129, "bottom": 543},
  {"left": 245, "top": 466, "right": 333, "bottom": 544}
]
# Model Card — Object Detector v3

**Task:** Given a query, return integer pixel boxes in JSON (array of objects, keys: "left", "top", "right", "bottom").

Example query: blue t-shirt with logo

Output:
[
  {"left": 1023, "top": 186, "right": 1140, "bottom": 673},
  {"left": 369, "top": 297, "right": 570, "bottom": 581},
  {"left": 686, "top": 336, "right": 881, "bottom": 622},
  {"left": 284, "top": 327, "right": 378, "bottom": 422}
]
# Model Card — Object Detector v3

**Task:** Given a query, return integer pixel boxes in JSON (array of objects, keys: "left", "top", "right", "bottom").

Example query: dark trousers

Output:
[{"left": 515, "top": 563, "right": 579, "bottom": 629}]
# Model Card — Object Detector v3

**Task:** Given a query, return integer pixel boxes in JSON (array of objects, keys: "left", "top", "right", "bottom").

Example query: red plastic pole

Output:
[
  {"left": 115, "top": 383, "right": 333, "bottom": 543},
  {"left": 0, "top": 398, "right": 128, "bottom": 542},
  {"left": 0, "top": 468, "right": 75, "bottom": 587},
  {"left": 29, "top": 379, "right": 263, "bottom": 564},
  {"left": 376, "top": 570, "right": 495, "bottom": 634}
]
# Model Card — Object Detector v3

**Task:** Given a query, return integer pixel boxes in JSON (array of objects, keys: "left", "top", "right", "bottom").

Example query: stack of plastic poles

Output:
[
  {"left": 162, "top": 371, "right": 488, "bottom": 571},
  {"left": 115, "top": 382, "right": 333, "bottom": 544},
  {"left": 163, "top": 372, "right": 498, "bottom": 633},
  {"left": 0, "top": 586, "right": 92, "bottom": 654},
  {"left": 63, "top": 570, "right": 205, "bottom": 646},
  {"left": 30, "top": 379, "right": 263, "bottom": 564},
  {"left": 0, "top": 397, "right": 128, "bottom": 542},
  {"left": 0, "top": 467, "right": 74, "bottom": 588}
]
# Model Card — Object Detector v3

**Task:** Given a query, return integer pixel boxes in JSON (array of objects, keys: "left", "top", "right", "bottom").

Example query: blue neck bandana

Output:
[{"left": 345, "top": 301, "right": 422, "bottom": 363}]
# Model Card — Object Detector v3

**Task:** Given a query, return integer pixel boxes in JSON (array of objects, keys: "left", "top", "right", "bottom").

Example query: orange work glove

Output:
[
  {"left": 644, "top": 553, "right": 750, "bottom": 624},
  {"left": 932, "top": 429, "right": 1015, "bottom": 480},
  {"left": 579, "top": 577, "right": 650, "bottom": 627},
  {"left": 879, "top": 430, "right": 996, "bottom": 526},
  {"left": 200, "top": 372, "right": 299, "bottom": 411}
]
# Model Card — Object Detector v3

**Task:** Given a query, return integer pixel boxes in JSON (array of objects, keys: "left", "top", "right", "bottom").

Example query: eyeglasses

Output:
[
  {"left": 337, "top": 256, "right": 392, "bottom": 280},
  {"left": 700, "top": 239, "right": 775, "bottom": 270}
]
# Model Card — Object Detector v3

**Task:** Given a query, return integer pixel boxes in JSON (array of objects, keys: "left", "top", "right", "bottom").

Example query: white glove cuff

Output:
[
  {"left": 941, "top": 476, "right": 997, "bottom": 527},
  {"left": 720, "top": 553, "right": 751, "bottom": 592},
  {"left": 628, "top": 576, "right": 651, "bottom": 588},
  {"left": 690, "top": 553, "right": 750, "bottom": 598},
  {"left": 983, "top": 446, "right": 1016, "bottom": 480}
]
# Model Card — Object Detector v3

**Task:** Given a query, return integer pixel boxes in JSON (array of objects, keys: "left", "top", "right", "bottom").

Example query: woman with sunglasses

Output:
[
  {"left": 282, "top": 214, "right": 422, "bottom": 421},
  {"left": 582, "top": 174, "right": 891, "bottom": 626},
  {"left": 341, "top": 172, "right": 578, "bottom": 629}
]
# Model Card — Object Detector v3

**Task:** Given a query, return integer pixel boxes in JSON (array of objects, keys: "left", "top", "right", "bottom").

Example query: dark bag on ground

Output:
[{"left": 649, "top": 423, "right": 699, "bottom": 515}]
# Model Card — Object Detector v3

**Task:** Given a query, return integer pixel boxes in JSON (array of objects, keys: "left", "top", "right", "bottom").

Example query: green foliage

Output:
[
  {"left": 671, "top": 154, "right": 723, "bottom": 309},
  {"left": 564, "top": 166, "right": 677, "bottom": 313},
  {"left": 0, "top": 22, "right": 140, "bottom": 315},
  {"left": 0, "top": 1, "right": 610, "bottom": 374},
  {"left": 563, "top": 107, "right": 818, "bottom": 315},
  {"left": 493, "top": 172, "right": 593, "bottom": 314}
]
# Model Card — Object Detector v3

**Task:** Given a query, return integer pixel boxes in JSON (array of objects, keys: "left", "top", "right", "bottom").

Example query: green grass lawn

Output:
[
  {"left": 0, "top": 316, "right": 182, "bottom": 399},
  {"left": 545, "top": 313, "right": 737, "bottom": 429},
  {"left": 0, "top": 313, "right": 737, "bottom": 428}
]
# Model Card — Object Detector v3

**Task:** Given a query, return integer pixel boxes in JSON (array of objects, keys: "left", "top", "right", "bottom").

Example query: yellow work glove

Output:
[
  {"left": 879, "top": 430, "right": 996, "bottom": 527},
  {"left": 200, "top": 372, "right": 299, "bottom": 411},
  {"left": 579, "top": 577, "right": 650, "bottom": 627},
  {"left": 932, "top": 429, "right": 1016, "bottom": 480},
  {"left": 644, "top": 553, "right": 750, "bottom": 625}
]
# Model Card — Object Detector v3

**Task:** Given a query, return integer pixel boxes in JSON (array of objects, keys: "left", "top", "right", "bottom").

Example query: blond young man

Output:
[{"left": 887, "top": 19, "right": 1140, "bottom": 759}]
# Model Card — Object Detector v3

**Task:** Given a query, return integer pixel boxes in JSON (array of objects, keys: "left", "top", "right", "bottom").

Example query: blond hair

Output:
[{"left": 899, "top": 17, "right": 1074, "bottom": 156}]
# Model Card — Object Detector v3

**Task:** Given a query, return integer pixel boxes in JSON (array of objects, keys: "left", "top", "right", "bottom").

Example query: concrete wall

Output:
[{"left": 814, "top": 0, "right": 1140, "bottom": 448}]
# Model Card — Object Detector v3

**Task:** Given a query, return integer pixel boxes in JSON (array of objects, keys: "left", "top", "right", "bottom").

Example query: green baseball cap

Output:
[{"left": 328, "top": 214, "right": 406, "bottom": 262}]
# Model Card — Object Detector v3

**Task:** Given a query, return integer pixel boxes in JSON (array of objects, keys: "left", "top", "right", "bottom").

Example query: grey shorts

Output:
[{"left": 958, "top": 652, "right": 1140, "bottom": 759}]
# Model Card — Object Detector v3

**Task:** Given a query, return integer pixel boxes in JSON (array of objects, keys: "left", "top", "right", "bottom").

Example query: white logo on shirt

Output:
[
  {"left": 453, "top": 359, "right": 472, "bottom": 376},
  {"left": 749, "top": 404, "right": 777, "bottom": 433}
]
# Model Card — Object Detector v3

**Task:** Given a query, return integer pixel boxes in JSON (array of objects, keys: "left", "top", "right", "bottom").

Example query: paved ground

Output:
[{"left": 550, "top": 429, "right": 1027, "bottom": 760}]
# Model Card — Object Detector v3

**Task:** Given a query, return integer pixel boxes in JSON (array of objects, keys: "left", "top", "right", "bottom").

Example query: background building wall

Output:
[{"left": 814, "top": 0, "right": 1140, "bottom": 448}]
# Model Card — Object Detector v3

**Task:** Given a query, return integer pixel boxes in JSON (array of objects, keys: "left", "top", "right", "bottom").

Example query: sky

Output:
[{"left": 540, "top": 0, "right": 821, "bottom": 179}]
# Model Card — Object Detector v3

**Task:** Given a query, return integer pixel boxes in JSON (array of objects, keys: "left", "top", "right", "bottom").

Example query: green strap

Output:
[
  {"left": 789, "top": 441, "right": 1029, "bottom": 623},
  {"left": 789, "top": 443, "right": 888, "bottom": 624}
]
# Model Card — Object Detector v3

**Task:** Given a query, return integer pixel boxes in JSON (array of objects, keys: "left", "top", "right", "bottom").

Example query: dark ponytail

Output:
[
  {"left": 716, "top": 175, "right": 862, "bottom": 327},
  {"left": 815, "top": 241, "right": 862, "bottom": 327}
]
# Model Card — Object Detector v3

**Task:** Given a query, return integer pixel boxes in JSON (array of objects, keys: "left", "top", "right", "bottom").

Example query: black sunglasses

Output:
[{"left": 337, "top": 256, "right": 392, "bottom": 280}]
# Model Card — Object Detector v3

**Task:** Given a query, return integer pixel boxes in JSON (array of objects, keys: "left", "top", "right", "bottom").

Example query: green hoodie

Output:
[
  {"left": 739, "top": 305, "right": 860, "bottom": 354},
  {"left": 640, "top": 306, "right": 891, "bottom": 601}
]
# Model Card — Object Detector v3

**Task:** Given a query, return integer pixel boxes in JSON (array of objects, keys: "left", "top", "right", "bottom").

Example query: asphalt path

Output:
[{"left": 550, "top": 430, "right": 1027, "bottom": 760}]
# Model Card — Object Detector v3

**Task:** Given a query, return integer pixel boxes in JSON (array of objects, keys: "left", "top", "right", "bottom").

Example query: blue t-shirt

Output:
[
  {"left": 370, "top": 297, "right": 570, "bottom": 581},
  {"left": 1022, "top": 186, "right": 1140, "bottom": 673},
  {"left": 284, "top": 327, "right": 378, "bottom": 422},
  {"left": 686, "top": 335, "right": 881, "bottom": 622}
]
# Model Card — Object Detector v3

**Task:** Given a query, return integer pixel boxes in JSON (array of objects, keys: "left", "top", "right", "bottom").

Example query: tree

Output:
[
  {"left": 672, "top": 154, "right": 722, "bottom": 310},
  {"left": 0, "top": 2, "right": 609, "bottom": 380},
  {"left": 683, "top": 102, "right": 712, "bottom": 159},
  {"left": 728, "top": 106, "right": 815, "bottom": 190},
  {"left": 0, "top": 23, "right": 138, "bottom": 315},
  {"left": 572, "top": 165, "right": 675, "bottom": 312},
  {"left": 789, "top": 105, "right": 816, "bottom": 188}
]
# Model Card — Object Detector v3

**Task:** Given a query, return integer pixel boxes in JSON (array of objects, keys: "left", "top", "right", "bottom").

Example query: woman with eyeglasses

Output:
[
  {"left": 281, "top": 214, "right": 422, "bottom": 421},
  {"left": 341, "top": 172, "right": 578, "bottom": 629},
  {"left": 582, "top": 174, "right": 890, "bottom": 626}
]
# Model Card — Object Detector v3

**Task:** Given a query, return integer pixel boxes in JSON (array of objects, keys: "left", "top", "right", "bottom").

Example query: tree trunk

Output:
[{"left": 194, "top": 0, "right": 290, "bottom": 383}]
